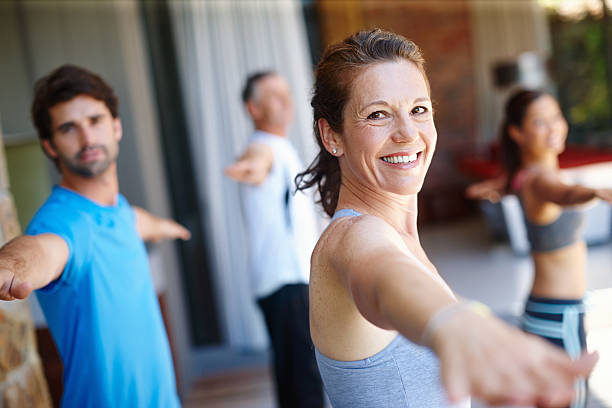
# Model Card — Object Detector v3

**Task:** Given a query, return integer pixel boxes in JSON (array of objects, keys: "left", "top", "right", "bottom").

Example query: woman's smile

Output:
[{"left": 379, "top": 151, "right": 422, "bottom": 169}]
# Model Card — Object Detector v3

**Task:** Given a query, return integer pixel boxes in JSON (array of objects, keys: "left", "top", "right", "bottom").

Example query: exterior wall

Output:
[{"left": 0, "top": 126, "right": 51, "bottom": 408}]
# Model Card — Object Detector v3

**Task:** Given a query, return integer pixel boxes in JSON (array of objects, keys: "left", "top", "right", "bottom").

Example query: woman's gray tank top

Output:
[
  {"left": 314, "top": 209, "right": 470, "bottom": 407},
  {"left": 512, "top": 170, "right": 586, "bottom": 252},
  {"left": 519, "top": 202, "right": 586, "bottom": 252}
]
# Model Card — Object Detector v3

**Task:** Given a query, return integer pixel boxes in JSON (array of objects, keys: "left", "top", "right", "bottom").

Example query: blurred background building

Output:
[{"left": 0, "top": 0, "right": 611, "bottom": 406}]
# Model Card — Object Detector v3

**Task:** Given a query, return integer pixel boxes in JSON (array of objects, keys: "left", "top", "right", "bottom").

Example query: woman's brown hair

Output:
[{"left": 500, "top": 89, "right": 546, "bottom": 192}]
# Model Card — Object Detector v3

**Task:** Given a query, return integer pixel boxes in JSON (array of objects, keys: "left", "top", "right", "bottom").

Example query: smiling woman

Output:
[
  {"left": 330, "top": 60, "right": 435, "bottom": 197},
  {"left": 499, "top": 89, "right": 612, "bottom": 408},
  {"left": 296, "top": 29, "right": 598, "bottom": 408}
]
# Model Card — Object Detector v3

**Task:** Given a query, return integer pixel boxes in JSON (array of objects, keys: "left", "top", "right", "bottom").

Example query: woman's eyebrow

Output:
[
  {"left": 362, "top": 100, "right": 390, "bottom": 109},
  {"left": 363, "top": 96, "right": 431, "bottom": 110}
]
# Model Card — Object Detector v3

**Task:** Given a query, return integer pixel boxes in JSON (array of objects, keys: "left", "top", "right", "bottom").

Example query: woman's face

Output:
[
  {"left": 338, "top": 60, "right": 436, "bottom": 196},
  {"left": 517, "top": 94, "right": 568, "bottom": 157}
]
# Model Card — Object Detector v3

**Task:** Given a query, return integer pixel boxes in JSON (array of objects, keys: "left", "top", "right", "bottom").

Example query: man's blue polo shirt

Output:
[{"left": 26, "top": 186, "right": 180, "bottom": 408}]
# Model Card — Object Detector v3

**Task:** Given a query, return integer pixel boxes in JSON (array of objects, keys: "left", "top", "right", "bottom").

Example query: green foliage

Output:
[{"left": 549, "top": 12, "right": 612, "bottom": 144}]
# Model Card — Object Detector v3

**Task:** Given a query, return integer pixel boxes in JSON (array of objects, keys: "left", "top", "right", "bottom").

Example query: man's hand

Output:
[
  {"left": 133, "top": 207, "right": 191, "bottom": 243},
  {"left": 0, "top": 234, "right": 69, "bottom": 301},
  {"left": 0, "top": 270, "right": 33, "bottom": 300},
  {"left": 155, "top": 219, "right": 191, "bottom": 243},
  {"left": 225, "top": 143, "right": 274, "bottom": 185}
]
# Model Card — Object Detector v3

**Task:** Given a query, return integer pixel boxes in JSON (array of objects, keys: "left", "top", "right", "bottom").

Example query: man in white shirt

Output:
[{"left": 226, "top": 71, "right": 324, "bottom": 408}]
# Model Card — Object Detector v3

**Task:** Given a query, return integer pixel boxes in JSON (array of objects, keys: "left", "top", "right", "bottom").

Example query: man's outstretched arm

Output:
[
  {"left": 133, "top": 207, "right": 191, "bottom": 243},
  {"left": 0, "top": 234, "right": 69, "bottom": 300},
  {"left": 225, "top": 143, "right": 274, "bottom": 185}
]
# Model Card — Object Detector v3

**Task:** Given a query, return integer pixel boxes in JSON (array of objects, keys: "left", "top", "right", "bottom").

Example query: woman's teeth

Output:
[{"left": 382, "top": 153, "right": 418, "bottom": 164}]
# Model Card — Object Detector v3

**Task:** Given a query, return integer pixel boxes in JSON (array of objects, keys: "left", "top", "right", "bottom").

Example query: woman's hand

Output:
[
  {"left": 465, "top": 177, "right": 506, "bottom": 203},
  {"left": 595, "top": 188, "right": 612, "bottom": 204},
  {"left": 431, "top": 309, "right": 598, "bottom": 406}
]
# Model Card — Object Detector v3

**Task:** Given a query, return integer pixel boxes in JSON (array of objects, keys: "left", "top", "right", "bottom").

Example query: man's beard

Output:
[{"left": 58, "top": 145, "right": 115, "bottom": 178}]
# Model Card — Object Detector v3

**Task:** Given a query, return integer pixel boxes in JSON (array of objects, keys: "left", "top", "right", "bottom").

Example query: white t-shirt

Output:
[{"left": 240, "top": 131, "right": 320, "bottom": 298}]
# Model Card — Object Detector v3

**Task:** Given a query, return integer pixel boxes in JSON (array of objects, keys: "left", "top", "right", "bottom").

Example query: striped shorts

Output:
[{"left": 522, "top": 296, "right": 587, "bottom": 408}]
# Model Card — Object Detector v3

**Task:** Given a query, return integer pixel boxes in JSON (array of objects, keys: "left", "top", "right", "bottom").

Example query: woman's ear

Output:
[
  {"left": 508, "top": 124, "right": 524, "bottom": 145},
  {"left": 318, "top": 118, "right": 343, "bottom": 156}
]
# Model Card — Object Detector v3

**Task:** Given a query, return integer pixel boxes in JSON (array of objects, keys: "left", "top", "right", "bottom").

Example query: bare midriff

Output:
[{"left": 530, "top": 240, "right": 587, "bottom": 299}]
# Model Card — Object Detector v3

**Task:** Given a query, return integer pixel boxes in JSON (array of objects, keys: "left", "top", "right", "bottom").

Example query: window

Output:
[{"left": 542, "top": 0, "right": 612, "bottom": 144}]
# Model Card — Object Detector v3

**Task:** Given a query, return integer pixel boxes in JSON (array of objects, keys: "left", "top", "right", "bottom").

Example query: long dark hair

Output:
[
  {"left": 500, "top": 89, "right": 546, "bottom": 191},
  {"left": 295, "top": 29, "right": 428, "bottom": 217}
]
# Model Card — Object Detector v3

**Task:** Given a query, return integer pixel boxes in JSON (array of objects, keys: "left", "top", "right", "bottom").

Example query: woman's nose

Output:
[{"left": 392, "top": 116, "right": 419, "bottom": 143}]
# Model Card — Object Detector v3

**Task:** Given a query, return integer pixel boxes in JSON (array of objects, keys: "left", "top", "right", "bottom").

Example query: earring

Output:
[{"left": 332, "top": 148, "right": 338, "bottom": 155}]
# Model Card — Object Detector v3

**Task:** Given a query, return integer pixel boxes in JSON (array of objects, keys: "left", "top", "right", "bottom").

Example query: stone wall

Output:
[{"left": 0, "top": 128, "right": 51, "bottom": 407}]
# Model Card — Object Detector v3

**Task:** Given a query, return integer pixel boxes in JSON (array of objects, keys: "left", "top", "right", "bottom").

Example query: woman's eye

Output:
[
  {"left": 412, "top": 106, "right": 428, "bottom": 115},
  {"left": 367, "top": 111, "right": 387, "bottom": 120}
]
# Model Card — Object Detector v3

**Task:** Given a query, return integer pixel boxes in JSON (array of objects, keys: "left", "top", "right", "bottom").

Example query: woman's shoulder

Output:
[
  {"left": 328, "top": 212, "right": 395, "bottom": 240},
  {"left": 511, "top": 168, "right": 539, "bottom": 192},
  {"left": 512, "top": 167, "right": 559, "bottom": 192},
  {"left": 314, "top": 213, "right": 403, "bottom": 262}
]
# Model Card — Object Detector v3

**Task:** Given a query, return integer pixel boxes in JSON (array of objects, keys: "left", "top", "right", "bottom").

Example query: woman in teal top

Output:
[{"left": 296, "top": 29, "right": 597, "bottom": 407}]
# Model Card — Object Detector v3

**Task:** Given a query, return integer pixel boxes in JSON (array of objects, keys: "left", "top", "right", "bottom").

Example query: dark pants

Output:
[{"left": 257, "top": 283, "right": 324, "bottom": 408}]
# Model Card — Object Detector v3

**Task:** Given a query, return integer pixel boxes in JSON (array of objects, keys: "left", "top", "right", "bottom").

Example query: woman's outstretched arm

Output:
[
  {"left": 529, "top": 172, "right": 612, "bottom": 206},
  {"left": 331, "top": 215, "right": 598, "bottom": 406}
]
